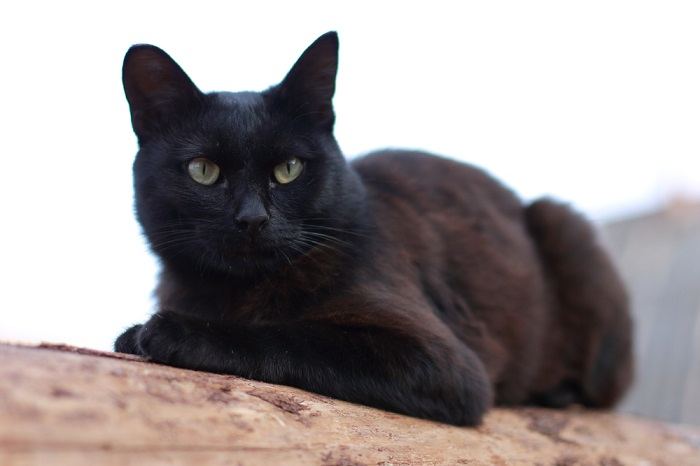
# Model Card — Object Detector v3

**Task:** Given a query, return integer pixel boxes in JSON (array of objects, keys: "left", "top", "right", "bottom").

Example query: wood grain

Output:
[{"left": 1, "top": 343, "right": 698, "bottom": 465}]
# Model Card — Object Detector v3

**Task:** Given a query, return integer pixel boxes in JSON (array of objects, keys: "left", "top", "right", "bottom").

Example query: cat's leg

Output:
[
  {"left": 526, "top": 199, "right": 634, "bottom": 408},
  {"left": 114, "top": 324, "right": 144, "bottom": 355},
  {"left": 133, "top": 311, "right": 492, "bottom": 426}
]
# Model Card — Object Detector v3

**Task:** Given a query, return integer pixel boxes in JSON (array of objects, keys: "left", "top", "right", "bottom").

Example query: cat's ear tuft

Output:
[
  {"left": 274, "top": 31, "right": 339, "bottom": 130},
  {"left": 122, "top": 45, "right": 203, "bottom": 141}
]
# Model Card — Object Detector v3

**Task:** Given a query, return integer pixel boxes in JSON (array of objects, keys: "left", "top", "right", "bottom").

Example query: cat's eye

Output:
[
  {"left": 188, "top": 158, "right": 220, "bottom": 185},
  {"left": 273, "top": 157, "right": 304, "bottom": 184}
]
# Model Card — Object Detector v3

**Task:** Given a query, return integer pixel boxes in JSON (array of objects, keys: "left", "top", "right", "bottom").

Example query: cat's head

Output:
[{"left": 123, "top": 32, "right": 366, "bottom": 276}]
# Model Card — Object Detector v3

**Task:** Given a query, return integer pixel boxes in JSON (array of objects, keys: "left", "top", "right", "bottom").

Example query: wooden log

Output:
[{"left": 0, "top": 342, "right": 698, "bottom": 465}]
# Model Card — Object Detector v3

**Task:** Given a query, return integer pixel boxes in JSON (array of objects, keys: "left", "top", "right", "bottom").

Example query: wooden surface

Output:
[{"left": 1, "top": 343, "right": 699, "bottom": 466}]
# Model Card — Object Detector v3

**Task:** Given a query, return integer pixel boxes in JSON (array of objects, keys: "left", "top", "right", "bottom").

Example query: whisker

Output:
[
  {"left": 279, "top": 248, "right": 293, "bottom": 266},
  {"left": 300, "top": 231, "right": 355, "bottom": 248},
  {"left": 295, "top": 235, "right": 350, "bottom": 257},
  {"left": 304, "top": 225, "right": 371, "bottom": 238},
  {"left": 286, "top": 241, "right": 327, "bottom": 267}
]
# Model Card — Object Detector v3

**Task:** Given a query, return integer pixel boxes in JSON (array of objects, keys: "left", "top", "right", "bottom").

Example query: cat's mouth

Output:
[
  {"left": 216, "top": 234, "right": 293, "bottom": 268},
  {"left": 184, "top": 227, "right": 317, "bottom": 275},
  {"left": 212, "top": 246, "right": 295, "bottom": 276}
]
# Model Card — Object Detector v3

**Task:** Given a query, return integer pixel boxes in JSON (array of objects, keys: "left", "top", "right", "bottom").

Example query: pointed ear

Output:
[
  {"left": 274, "top": 31, "right": 339, "bottom": 130},
  {"left": 122, "top": 45, "right": 204, "bottom": 141}
]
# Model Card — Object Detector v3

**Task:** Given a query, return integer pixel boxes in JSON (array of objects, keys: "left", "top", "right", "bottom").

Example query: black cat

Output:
[{"left": 116, "top": 32, "right": 633, "bottom": 426}]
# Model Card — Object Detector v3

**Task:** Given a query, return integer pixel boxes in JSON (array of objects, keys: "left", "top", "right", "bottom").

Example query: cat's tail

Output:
[{"left": 524, "top": 198, "right": 634, "bottom": 408}]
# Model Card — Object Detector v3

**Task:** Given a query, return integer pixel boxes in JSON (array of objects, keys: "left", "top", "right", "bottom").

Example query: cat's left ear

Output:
[
  {"left": 122, "top": 45, "right": 204, "bottom": 142},
  {"left": 273, "top": 31, "right": 339, "bottom": 131}
]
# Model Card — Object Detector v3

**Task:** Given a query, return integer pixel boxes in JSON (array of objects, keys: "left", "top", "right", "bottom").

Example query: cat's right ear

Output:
[{"left": 122, "top": 45, "right": 204, "bottom": 142}]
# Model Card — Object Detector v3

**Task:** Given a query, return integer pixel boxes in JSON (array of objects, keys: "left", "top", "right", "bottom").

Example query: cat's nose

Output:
[
  {"left": 236, "top": 212, "right": 269, "bottom": 235},
  {"left": 235, "top": 192, "right": 270, "bottom": 235}
]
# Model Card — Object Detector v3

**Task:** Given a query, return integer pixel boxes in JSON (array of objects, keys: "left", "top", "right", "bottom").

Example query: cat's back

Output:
[
  {"left": 350, "top": 149, "right": 541, "bottom": 311},
  {"left": 351, "top": 150, "right": 524, "bottom": 223}
]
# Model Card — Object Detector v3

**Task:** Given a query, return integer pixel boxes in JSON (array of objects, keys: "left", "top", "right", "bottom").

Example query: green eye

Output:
[
  {"left": 273, "top": 157, "right": 304, "bottom": 184},
  {"left": 188, "top": 158, "right": 220, "bottom": 185}
]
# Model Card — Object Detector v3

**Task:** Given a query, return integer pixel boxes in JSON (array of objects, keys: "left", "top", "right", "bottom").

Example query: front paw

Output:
[
  {"left": 114, "top": 324, "right": 144, "bottom": 355},
  {"left": 136, "top": 313, "right": 204, "bottom": 368}
]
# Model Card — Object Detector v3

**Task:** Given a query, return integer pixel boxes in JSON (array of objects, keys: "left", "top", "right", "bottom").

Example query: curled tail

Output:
[{"left": 525, "top": 198, "right": 634, "bottom": 408}]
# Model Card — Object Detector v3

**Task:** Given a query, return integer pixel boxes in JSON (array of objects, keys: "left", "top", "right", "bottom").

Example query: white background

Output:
[{"left": 1, "top": 1, "right": 699, "bottom": 350}]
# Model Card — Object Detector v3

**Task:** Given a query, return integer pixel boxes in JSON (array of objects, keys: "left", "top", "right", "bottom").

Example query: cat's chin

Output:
[{"left": 204, "top": 246, "right": 298, "bottom": 278}]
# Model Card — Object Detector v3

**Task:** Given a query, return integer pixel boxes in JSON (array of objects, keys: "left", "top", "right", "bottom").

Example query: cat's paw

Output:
[
  {"left": 114, "top": 324, "right": 144, "bottom": 355},
  {"left": 136, "top": 313, "right": 203, "bottom": 368}
]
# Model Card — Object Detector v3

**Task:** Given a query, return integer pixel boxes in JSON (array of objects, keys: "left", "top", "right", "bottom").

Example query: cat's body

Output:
[{"left": 116, "top": 32, "right": 633, "bottom": 426}]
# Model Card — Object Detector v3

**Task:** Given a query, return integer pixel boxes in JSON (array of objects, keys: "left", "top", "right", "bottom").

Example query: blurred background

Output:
[{"left": 0, "top": 1, "right": 698, "bottom": 425}]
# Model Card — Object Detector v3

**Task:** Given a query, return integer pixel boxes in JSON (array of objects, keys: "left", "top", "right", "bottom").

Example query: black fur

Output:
[{"left": 116, "top": 32, "right": 633, "bottom": 426}]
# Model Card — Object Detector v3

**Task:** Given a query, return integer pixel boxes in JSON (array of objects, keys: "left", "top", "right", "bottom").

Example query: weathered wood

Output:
[{"left": 1, "top": 343, "right": 698, "bottom": 465}]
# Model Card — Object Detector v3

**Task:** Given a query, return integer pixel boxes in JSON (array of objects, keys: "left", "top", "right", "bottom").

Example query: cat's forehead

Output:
[
  {"left": 213, "top": 91, "right": 263, "bottom": 111},
  {"left": 198, "top": 91, "right": 276, "bottom": 155},
  {"left": 208, "top": 91, "right": 267, "bottom": 131},
  {"left": 209, "top": 92, "right": 265, "bottom": 120}
]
